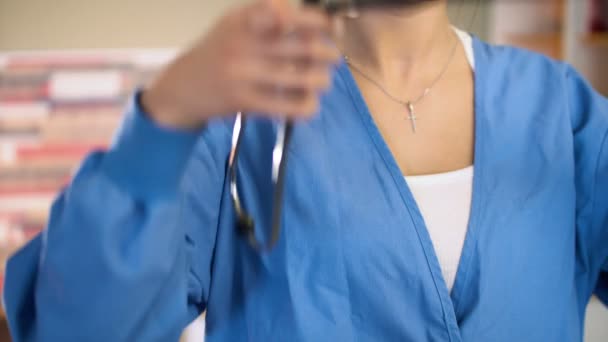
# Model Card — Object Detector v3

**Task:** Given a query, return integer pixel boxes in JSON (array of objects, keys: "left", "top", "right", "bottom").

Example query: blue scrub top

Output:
[{"left": 4, "top": 36, "right": 608, "bottom": 342}]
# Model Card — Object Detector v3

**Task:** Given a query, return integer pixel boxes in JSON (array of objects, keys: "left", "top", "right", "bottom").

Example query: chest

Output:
[
  {"left": 224, "top": 97, "right": 577, "bottom": 341},
  {"left": 351, "top": 55, "right": 475, "bottom": 176},
  {"left": 207, "top": 42, "right": 585, "bottom": 341}
]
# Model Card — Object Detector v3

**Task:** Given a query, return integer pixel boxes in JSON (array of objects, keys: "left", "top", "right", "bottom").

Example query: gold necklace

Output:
[{"left": 344, "top": 34, "right": 459, "bottom": 133}]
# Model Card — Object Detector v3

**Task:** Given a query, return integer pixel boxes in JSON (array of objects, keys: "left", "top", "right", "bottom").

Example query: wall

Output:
[
  {"left": 448, "top": 0, "right": 490, "bottom": 39},
  {"left": 0, "top": 0, "right": 241, "bottom": 50},
  {"left": 564, "top": 0, "right": 608, "bottom": 94},
  {"left": 0, "top": 0, "right": 489, "bottom": 51}
]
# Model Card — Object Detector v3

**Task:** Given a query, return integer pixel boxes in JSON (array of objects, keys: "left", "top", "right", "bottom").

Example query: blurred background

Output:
[{"left": 0, "top": 0, "right": 607, "bottom": 341}]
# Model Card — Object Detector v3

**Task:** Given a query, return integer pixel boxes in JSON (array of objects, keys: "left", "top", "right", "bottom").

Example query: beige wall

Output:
[
  {"left": 564, "top": 0, "right": 608, "bottom": 95},
  {"left": 0, "top": 0, "right": 243, "bottom": 50},
  {"left": 0, "top": 0, "right": 489, "bottom": 51}
]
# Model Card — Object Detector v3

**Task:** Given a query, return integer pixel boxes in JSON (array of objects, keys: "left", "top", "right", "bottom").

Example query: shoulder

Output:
[
  {"left": 474, "top": 37, "right": 607, "bottom": 131},
  {"left": 474, "top": 37, "right": 569, "bottom": 87}
]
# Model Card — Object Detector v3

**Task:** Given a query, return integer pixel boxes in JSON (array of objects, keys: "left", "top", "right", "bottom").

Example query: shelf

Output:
[{"left": 582, "top": 33, "right": 608, "bottom": 46}]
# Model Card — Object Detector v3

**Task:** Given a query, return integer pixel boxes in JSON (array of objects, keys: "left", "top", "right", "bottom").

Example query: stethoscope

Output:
[
  {"left": 228, "top": 0, "right": 434, "bottom": 251},
  {"left": 229, "top": 113, "right": 293, "bottom": 252}
]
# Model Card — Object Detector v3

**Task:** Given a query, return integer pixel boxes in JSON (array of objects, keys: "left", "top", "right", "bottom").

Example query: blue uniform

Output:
[{"left": 4, "top": 37, "right": 608, "bottom": 341}]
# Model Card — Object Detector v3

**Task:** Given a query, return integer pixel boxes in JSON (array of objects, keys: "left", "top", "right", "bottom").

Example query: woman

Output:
[{"left": 5, "top": 1, "right": 608, "bottom": 341}]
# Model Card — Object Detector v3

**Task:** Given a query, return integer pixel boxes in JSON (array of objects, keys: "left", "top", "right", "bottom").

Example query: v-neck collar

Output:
[{"left": 336, "top": 34, "right": 488, "bottom": 341}]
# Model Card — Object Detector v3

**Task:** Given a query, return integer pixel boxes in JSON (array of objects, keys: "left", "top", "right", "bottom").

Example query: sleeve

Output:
[
  {"left": 566, "top": 65, "right": 608, "bottom": 306},
  {"left": 2, "top": 92, "right": 232, "bottom": 341},
  {"left": 593, "top": 131, "right": 608, "bottom": 305}
]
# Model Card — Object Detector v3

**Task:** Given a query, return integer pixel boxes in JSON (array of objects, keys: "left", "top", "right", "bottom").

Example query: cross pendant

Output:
[{"left": 406, "top": 102, "right": 417, "bottom": 133}]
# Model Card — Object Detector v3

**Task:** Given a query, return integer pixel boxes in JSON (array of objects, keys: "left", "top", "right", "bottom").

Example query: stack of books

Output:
[{"left": 0, "top": 49, "right": 175, "bottom": 292}]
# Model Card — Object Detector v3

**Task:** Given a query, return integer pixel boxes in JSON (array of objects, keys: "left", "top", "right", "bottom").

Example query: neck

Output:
[{"left": 337, "top": 1, "right": 452, "bottom": 78}]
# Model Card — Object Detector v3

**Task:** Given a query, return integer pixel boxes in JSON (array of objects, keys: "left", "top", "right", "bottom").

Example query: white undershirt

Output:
[{"left": 405, "top": 28, "right": 475, "bottom": 292}]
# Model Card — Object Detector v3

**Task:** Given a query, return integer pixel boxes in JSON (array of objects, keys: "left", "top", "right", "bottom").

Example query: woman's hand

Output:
[{"left": 142, "top": 0, "right": 339, "bottom": 130}]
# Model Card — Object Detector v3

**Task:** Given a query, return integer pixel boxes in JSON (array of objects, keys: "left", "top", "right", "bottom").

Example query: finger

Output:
[
  {"left": 263, "top": 35, "right": 341, "bottom": 64},
  {"left": 246, "top": 0, "right": 291, "bottom": 35},
  {"left": 257, "top": 63, "right": 333, "bottom": 93},
  {"left": 240, "top": 85, "right": 320, "bottom": 118},
  {"left": 236, "top": 55, "right": 333, "bottom": 93},
  {"left": 248, "top": 1, "right": 330, "bottom": 37},
  {"left": 265, "top": 0, "right": 293, "bottom": 28},
  {"left": 287, "top": 6, "right": 332, "bottom": 34}
]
